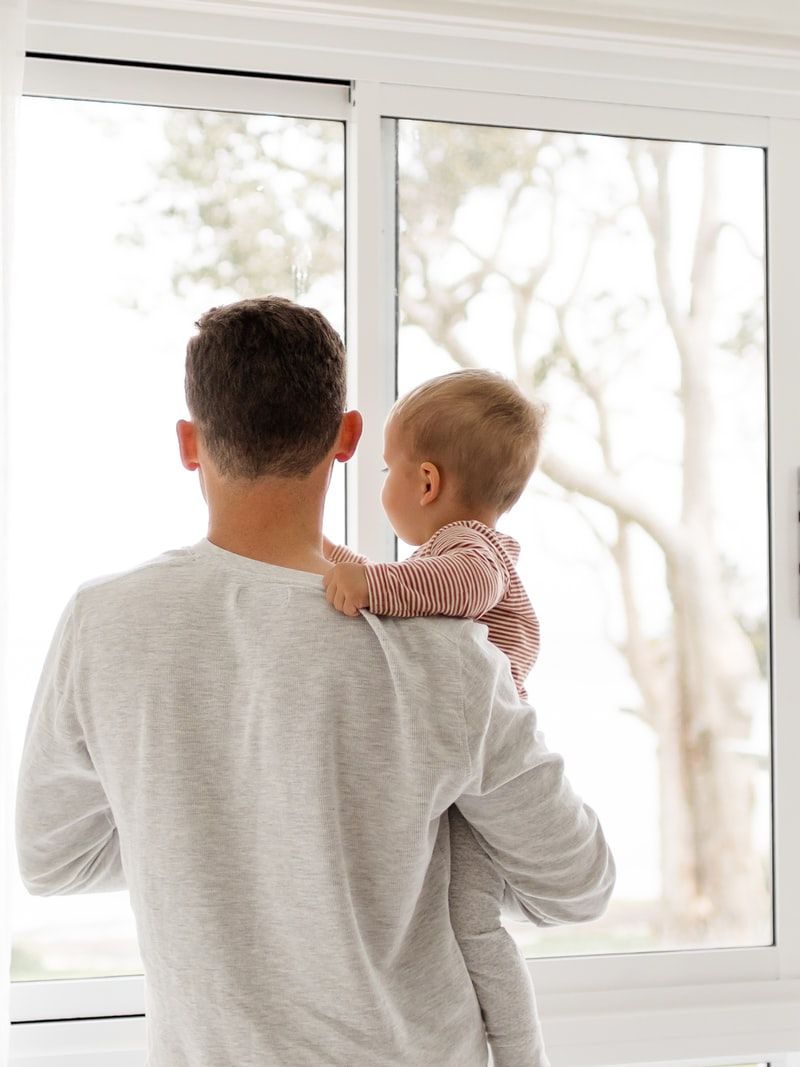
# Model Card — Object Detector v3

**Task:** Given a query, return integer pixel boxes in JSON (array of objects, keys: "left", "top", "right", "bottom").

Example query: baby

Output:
[{"left": 323, "top": 368, "right": 549, "bottom": 1067}]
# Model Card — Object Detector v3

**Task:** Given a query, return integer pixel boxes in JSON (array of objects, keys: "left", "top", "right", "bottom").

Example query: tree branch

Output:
[
  {"left": 720, "top": 220, "right": 762, "bottom": 262},
  {"left": 402, "top": 297, "right": 482, "bottom": 369},
  {"left": 628, "top": 141, "right": 689, "bottom": 356},
  {"left": 612, "top": 521, "right": 668, "bottom": 730},
  {"left": 540, "top": 450, "right": 681, "bottom": 559}
]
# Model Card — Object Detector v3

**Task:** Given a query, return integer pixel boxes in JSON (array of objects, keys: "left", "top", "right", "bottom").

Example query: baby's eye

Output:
[{"left": 381, "top": 466, "right": 389, "bottom": 473}]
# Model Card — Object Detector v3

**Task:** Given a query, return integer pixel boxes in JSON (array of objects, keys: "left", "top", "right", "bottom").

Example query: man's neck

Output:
[{"left": 205, "top": 474, "right": 331, "bottom": 576}]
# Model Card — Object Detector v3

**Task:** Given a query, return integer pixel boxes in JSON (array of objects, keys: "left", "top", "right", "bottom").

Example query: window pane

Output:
[
  {"left": 10, "top": 96, "right": 345, "bottom": 980},
  {"left": 397, "top": 119, "right": 770, "bottom": 955}
]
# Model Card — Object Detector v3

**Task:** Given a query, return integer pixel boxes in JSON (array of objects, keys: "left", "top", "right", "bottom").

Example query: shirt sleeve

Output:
[
  {"left": 454, "top": 622, "right": 616, "bottom": 927},
  {"left": 15, "top": 595, "right": 126, "bottom": 896},
  {"left": 328, "top": 542, "right": 370, "bottom": 566},
  {"left": 365, "top": 526, "right": 509, "bottom": 618}
]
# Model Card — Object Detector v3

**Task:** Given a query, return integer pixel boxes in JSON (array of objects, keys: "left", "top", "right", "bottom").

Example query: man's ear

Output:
[
  {"left": 420, "top": 461, "right": 441, "bottom": 506},
  {"left": 334, "top": 410, "right": 363, "bottom": 463},
  {"left": 176, "top": 419, "right": 200, "bottom": 472}
]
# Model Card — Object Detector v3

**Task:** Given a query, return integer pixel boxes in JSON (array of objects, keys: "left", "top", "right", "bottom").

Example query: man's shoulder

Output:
[
  {"left": 374, "top": 616, "right": 523, "bottom": 742},
  {"left": 73, "top": 545, "right": 200, "bottom": 612},
  {"left": 361, "top": 614, "right": 501, "bottom": 696},
  {"left": 454, "top": 617, "right": 521, "bottom": 699},
  {"left": 364, "top": 611, "right": 482, "bottom": 650}
]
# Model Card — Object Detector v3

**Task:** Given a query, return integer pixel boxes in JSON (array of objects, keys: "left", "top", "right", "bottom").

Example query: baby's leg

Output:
[{"left": 448, "top": 805, "right": 550, "bottom": 1067}]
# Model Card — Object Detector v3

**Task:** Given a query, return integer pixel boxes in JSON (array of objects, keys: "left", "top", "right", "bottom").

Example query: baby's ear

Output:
[{"left": 420, "top": 461, "right": 441, "bottom": 505}]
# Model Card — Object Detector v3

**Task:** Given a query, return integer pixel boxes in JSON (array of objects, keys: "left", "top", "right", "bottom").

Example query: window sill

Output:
[{"left": 10, "top": 977, "right": 800, "bottom": 1065}]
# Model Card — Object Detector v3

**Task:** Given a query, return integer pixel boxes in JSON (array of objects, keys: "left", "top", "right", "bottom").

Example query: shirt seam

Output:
[
  {"left": 67, "top": 593, "right": 83, "bottom": 735},
  {"left": 456, "top": 620, "right": 475, "bottom": 780}
]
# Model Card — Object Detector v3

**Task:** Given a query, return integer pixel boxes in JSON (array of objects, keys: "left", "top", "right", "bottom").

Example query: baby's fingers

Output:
[{"left": 333, "top": 590, "right": 349, "bottom": 614}]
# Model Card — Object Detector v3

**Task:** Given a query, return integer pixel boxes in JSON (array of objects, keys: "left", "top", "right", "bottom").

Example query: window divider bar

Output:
[
  {"left": 767, "top": 116, "right": 800, "bottom": 983},
  {"left": 345, "top": 82, "right": 396, "bottom": 561}
]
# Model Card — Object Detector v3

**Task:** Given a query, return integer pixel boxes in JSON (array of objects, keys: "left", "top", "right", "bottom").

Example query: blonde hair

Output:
[{"left": 389, "top": 369, "right": 547, "bottom": 515}]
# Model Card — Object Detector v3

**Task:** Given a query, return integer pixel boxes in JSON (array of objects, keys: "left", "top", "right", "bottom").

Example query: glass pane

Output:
[
  {"left": 10, "top": 97, "right": 345, "bottom": 980},
  {"left": 397, "top": 119, "right": 770, "bottom": 955}
]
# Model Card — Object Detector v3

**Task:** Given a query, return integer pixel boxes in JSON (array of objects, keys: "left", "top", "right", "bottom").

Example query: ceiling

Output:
[
  {"left": 250, "top": 0, "right": 800, "bottom": 46},
  {"left": 455, "top": 0, "right": 800, "bottom": 33}
]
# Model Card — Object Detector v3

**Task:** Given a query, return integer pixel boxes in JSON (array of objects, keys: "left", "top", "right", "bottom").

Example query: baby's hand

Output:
[{"left": 323, "top": 562, "right": 369, "bottom": 617}]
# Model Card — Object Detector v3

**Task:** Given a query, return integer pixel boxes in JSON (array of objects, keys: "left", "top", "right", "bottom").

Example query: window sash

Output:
[
  {"left": 11, "top": 52, "right": 800, "bottom": 1065},
  {"left": 22, "top": 56, "right": 350, "bottom": 119}
]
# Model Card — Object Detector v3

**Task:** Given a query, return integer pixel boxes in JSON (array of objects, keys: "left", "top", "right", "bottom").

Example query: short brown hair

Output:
[
  {"left": 390, "top": 370, "right": 547, "bottom": 514},
  {"left": 185, "top": 297, "right": 346, "bottom": 479}
]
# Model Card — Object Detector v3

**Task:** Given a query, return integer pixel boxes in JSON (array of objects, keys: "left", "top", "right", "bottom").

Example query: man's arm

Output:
[
  {"left": 454, "top": 623, "right": 615, "bottom": 926},
  {"left": 15, "top": 596, "right": 126, "bottom": 896}
]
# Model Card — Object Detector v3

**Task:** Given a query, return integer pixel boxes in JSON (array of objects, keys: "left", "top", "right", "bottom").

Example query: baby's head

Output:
[{"left": 381, "top": 369, "right": 547, "bottom": 546}]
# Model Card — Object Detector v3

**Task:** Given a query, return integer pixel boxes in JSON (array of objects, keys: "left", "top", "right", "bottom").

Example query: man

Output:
[{"left": 16, "top": 297, "right": 614, "bottom": 1067}]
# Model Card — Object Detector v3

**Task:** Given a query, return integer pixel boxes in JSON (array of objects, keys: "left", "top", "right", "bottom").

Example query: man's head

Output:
[{"left": 183, "top": 296, "right": 347, "bottom": 480}]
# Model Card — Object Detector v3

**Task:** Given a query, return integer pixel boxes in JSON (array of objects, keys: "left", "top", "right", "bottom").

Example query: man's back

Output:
[{"left": 16, "top": 539, "right": 614, "bottom": 1066}]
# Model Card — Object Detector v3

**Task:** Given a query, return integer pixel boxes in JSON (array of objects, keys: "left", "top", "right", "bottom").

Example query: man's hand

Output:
[{"left": 323, "top": 562, "right": 369, "bottom": 617}]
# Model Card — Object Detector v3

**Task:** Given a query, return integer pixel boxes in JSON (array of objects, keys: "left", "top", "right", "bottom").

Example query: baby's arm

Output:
[
  {"left": 324, "top": 525, "right": 509, "bottom": 619},
  {"left": 323, "top": 539, "right": 372, "bottom": 616},
  {"left": 365, "top": 541, "right": 507, "bottom": 618},
  {"left": 323, "top": 536, "right": 369, "bottom": 567}
]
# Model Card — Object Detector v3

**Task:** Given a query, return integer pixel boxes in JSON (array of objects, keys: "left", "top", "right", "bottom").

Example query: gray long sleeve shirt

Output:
[{"left": 15, "top": 539, "right": 615, "bottom": 1067}]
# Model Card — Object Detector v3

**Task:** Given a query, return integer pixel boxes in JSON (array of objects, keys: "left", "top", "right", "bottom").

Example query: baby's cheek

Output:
[{"left": 380, "top": 479, "right": 391, "bottom": 514}]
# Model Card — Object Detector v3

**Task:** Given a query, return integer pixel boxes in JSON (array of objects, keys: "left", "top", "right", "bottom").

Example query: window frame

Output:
[{"left": 11, "top": 12, "right": 800, "bottom": 1061}]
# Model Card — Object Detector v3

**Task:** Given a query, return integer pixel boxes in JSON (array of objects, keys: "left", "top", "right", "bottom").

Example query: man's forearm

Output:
[
  {"left": 455, "top": 626, "right": 616, "bottom": 928},
  {"left": 15, "top": 595, "right": 127, "bottom": 897},
  {"left": 458, "top": 755, "right": 615, "bottom": 927},
  {"left": 16, "top": 799, "right": 126, "bottom": 896}
]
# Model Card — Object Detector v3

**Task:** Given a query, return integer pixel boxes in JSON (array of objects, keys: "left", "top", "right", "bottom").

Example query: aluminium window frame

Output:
[{"left": 11, "top": 17, "right": 800, "bottom": 1064}]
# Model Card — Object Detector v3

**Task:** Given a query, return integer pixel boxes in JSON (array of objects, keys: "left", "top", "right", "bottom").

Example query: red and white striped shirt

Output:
[{"left": 330, "top": 520, "right": 539, "bottom": 698}]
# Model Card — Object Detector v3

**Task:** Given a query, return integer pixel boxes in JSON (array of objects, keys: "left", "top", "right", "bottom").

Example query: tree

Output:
[
  {"left": 135, "top": 111, "right": 770, "bottom": 946},
  {"left": 125, "top": 111, "right": 344, "bottom": 305}
]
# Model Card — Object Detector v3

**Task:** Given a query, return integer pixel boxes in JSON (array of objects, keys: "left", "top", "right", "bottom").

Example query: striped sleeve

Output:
[
  {"left": 364, "top": 531, "right": 509, "bottom": 618},
  {"left": 327, "top": 543, "right": 369, "bottom": 566}
]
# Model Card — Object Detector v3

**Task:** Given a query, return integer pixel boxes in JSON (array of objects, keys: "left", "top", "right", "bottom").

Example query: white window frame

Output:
[{"left": 11, "top": 2, "right": 800, "bottom": 1061}]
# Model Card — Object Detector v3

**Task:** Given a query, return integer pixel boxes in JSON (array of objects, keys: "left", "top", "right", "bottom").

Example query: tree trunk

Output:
[
  {"left": 660, "top": 540, "right": 769, "bottom": 943},
  {"left": 641, "top": 144, "right": 768, "bottom": 944}
]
